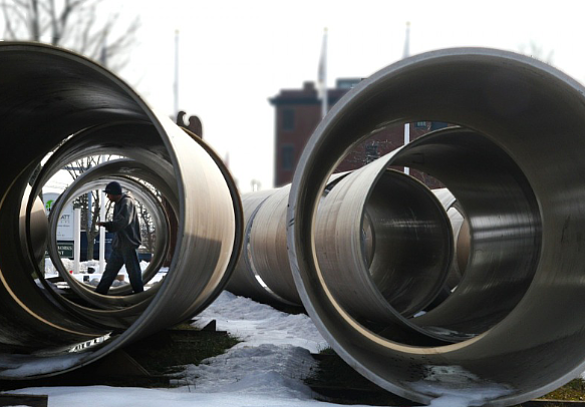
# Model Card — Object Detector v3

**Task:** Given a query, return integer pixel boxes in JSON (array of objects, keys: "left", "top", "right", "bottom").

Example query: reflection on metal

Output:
[
  {"left": 226, "top": 189, "right": 291, "bottom": 304},
  {"left": 315, "top": 166, "right": 453, "bottom": 343},
  {"left": 246, "top": 186, "right": 301, "bottom": 305},
  {"left": 1, "top": 42, "right": 242, "bottom": 378},
  {"left": 21, "top": 186, "right": 49, "bottom": 265},
  {"left": 429, "top": 188, "right": 467, "bottom": 308},
  {"left": 287, "top": 48, "right": 585, "bottom": 406},
  {"left": 227, "top": 186, "right": 302, "bottom": 306},
  {"left": 227, "top": 173, "right": 352, "bottom": 307}
]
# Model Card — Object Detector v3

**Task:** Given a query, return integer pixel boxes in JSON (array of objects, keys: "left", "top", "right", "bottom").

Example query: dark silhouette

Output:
[
  {"left": 95, "top": 181, "right": 143, "bottom": 295},
  {"left": 176, "top": 110, "right": 203, "bottom": 138}
]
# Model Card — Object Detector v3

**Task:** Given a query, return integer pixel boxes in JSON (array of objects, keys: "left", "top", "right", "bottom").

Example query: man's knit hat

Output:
[{"left": 104, "top": 181, "right": 122, "bottom": 195}]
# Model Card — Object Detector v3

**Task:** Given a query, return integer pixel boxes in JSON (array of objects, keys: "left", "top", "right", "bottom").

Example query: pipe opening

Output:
[
  {"left": 45, "top": 158, "right": 172, "bottom": 283},
  {"left": 395, "top": 126, "right": 541, "bottom": 340},
  {"left": 315, "top": 167, "right": 454, "bottom": 345},
  {"left": 0, "top": 43, "right": 242, "bottom": 378},
  {"left": 312, "top": 124, "right": 542, "bottom": 345},
  {"left": 288, "top": 48, "right": 575, "bottom": 405}
]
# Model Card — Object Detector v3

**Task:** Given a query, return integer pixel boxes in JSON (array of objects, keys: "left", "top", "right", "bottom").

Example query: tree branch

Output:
[
  {"left": 1, "top": 1, "right": 18, "bottom": 38},
  {"left": 0, "top": 0, "right": 139, "bottom": 74}
]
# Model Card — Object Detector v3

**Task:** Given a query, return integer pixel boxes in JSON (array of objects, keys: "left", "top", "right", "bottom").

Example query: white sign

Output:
[{"left": 44, "top": 192, "right": 74, "bottom": 240}]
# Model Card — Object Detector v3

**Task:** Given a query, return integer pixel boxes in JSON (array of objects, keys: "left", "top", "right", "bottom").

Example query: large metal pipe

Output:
[
  {"left": 227, "top": 173, "right": 352, "bottom": 306},
  {"left": 245, "top": 185, "right": 302, "bottom": 305},
  {"left": 429, "top": 188, "right": 467, "bottom": 309},
  {"left": 225, "top": 188, "right": 295, "bottom": 305},
  {"left": 287, "top": 48, "right": 585, "bottom": 406},
  {"left": 47, "top": 162, "right": 171, "bottom": 308},
  {"left": 315, "top": 164, "right": 454, "bottom": 344},
  {"left": 0, "top": 42, "right": 243, "bottom": 378}
]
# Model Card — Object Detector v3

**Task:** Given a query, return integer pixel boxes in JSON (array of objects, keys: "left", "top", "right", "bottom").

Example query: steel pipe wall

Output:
[
  {"left": 47, "top": 162, "right": 171, "bottom": 309},
  {"left": 315, "top": 164, "right": 454, "bottom": 344},
  {"left": 245, "top": 186, "right": 301, "bottom": 305},
  {"left": 227, "top": 174, "right": 352, "bottom": 307},
  {"left": 287, "top": 48, "right": 585, "bottom": 406},
  {"left": 0, "top": 42, "right": 243, "bottom": 378},
  {"left": 429, "top": 188, "right": 467, "bottom": 309},
  {"left": 7, "top": 41, "right": 582, "bottom": 407},
  {"left": 226, "top": 188, "right": 299, "bottom": 305}
]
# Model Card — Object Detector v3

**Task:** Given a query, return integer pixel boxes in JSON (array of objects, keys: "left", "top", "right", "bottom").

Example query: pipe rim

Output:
[{"left": 287, "top": 47, "right": 585, "bottom": 405}]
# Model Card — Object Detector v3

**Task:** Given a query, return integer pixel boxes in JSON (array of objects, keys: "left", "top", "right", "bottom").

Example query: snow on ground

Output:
[
  {"left": 11, "top": 385, "right": 366, "bottom": 407},
  {"left": 7, "top": 290, "right": 508, "bottom": 406},
  {"left": 177, "top": 344, "right": 317, "bottom": 398},
  {"left": 174, "top": 291, "right": 327, "bottom": 398},
  {"left": 45, "top": 259, "right": 160, "bottom": 289},
  {"left": 8, "top": 291, "right": 371, "bottom": 407},
  {"left": 191, "top": 291, "right": 327, "bottom": 353}
]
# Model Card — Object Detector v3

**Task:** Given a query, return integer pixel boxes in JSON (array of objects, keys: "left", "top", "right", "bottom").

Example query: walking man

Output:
[{"left": 95, "top": 181, "right": 144, "bottom": 295}]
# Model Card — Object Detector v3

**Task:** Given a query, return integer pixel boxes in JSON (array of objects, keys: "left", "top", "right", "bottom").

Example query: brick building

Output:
[{"left": 269, "top": 79, "right": 447, "bottom": 187}]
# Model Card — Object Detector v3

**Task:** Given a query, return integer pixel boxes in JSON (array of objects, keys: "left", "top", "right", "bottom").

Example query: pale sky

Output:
[{"left": 113, "top": 0, "right": 585, "bottom": 192}]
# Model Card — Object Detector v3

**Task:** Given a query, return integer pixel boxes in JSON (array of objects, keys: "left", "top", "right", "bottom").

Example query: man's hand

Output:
[{"left": 96, "top": 221, "right": 106, "bottom": 227}]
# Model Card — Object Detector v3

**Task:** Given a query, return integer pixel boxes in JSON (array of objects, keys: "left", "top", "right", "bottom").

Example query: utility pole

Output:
[
  {"left": 174, "top": 29, "right": 180, "bottom": 118},
  {"left": 403, "top": 22, "right": 411, "bottom": 175}
]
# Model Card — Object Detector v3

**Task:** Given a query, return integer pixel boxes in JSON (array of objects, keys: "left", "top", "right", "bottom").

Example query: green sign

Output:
[{"left": 57, "top": 241, "right": 74, "bottom": 258}]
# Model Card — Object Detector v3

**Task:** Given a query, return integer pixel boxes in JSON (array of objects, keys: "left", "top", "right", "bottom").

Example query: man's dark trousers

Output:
[{"left": 95, "top": 242, "right": 144, "bottom": 294}]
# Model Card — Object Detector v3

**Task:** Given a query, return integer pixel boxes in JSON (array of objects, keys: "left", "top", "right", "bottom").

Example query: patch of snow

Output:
[
  {"left": 409, "top": 365, "right": 513, "bottom": 406},
  {"left": 177, "top": 344, "right": 316, "bottom": 399},
  {"left": 0, "top": 353, "right": 85, "bottom": 378},
  {"left": 10, "top": 385, "right": 371, "bottom": 407},
  {"left": 192, "top": 291, "right": 328, "bottom": 354},
  {"left": 5, "top": 291, "right": 518, "bottom": 407}
]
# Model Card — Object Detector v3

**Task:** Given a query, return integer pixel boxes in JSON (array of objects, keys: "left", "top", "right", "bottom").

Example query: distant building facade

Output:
[
  {"left": 269, "top": 80, "right": 350, "bottom": 187},
  {"left": 269, "top": 79, "right": 447, "bottom": 187}
]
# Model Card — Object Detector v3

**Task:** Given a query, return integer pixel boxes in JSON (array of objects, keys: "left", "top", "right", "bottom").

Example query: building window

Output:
[
  {"left": 365, "top": 142, "right": 379, "bottom": 164},
  {"left": 282, "top": 109, "right": 295, "bottom": 131},
  {"left": 336, "top": 78, "right": 361, "bottom": 89},
  {"left": 430, "top": 121, "right": 449, "bottom": 131},
  {"left": 282, "top": 145, "right": 295, "bottom": 171}
]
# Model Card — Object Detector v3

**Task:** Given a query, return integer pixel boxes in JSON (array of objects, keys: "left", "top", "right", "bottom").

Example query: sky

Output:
[{"left": 105, "top": 1, "right": 585, "bottom": 192}]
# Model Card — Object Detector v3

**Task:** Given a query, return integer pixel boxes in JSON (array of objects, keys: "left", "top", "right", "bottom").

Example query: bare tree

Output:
[
  {"left": 137, "top": 200, "right": 155, "bottom": 254},
  {"left": 62, "top": 154, "right": 160, "bottom": 262},
  {"left": 66, "top": 159, "right": 159, "bottom": 262},
  {"left": 1, "top": 1, "right": 141, "bottom": 265},
  {"left": 66, "top": 155, "right": 112, "bottom": 261},
  {"left": 0, "top": 0, "right": 139, "bottom": 72}
]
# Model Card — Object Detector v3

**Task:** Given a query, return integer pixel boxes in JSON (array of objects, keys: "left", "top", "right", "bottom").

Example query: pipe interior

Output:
[
  {"left": 247, "top": 186, "right": 301, "bottom": 306},
  {"left": 315, "top": 168, "right": 453, "bottom": 333},
  {"left": 0, "top": 43, "right": 241, "bottom": 378},
  {"left": 288, "top": 48, "right": 585, "bottom": 405},
  {"left": 46, "top": 172, "right": 169, "bottom": 311},
  {"left": 46, "top": 159, "right": 172, "bottom": 294},
  {"left": 393, "top": 127, "right": 542, "bottom": 339},
  {"left": 425, "top": 191, "right": 467, "bottom": 310}
]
